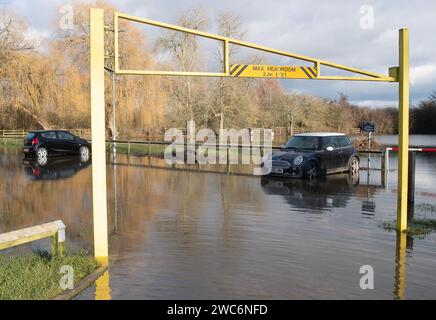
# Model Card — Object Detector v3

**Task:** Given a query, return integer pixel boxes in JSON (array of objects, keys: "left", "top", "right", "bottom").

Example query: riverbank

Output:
[{"left": 0, "top": 250, "right": 99, "bottom": 300}]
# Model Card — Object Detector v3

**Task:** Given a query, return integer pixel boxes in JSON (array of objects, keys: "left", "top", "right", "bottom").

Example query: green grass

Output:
[
  {"left": 0, "top": 250, "right": 99, "bottom": 300},
  {"left": 0, "top": 139, "right": 22, "bottom": 149},
  {"left": 383, "top": 219, "right": 436, "bottom": 239},
  {"left": 1, "top": 139, "right": 268, "bottom": 158},
  {"left": 108, "top": 143, "right": 262, "bottom": 158},
  {"left": 110, "top": 142, "right": 166, "bottom": 155}
]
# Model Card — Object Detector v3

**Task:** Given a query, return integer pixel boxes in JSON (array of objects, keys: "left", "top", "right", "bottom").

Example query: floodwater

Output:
[
  {"left": 0, "top": 144, "right": 436, "bottom": 299},
  {"left": 375, "top": 135, "right": 436, "bottom": 147}
]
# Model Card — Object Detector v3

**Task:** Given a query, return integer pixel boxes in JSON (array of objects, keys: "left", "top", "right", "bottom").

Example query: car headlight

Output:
[{"left": 293, "top": 155, "right": 304, "bottom": 166}]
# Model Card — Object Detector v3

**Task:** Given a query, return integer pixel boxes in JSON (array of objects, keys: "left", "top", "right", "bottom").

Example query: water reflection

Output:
[
  {"left": 22, "top": 156, "right": 90, "bottom": 181},
  {"left": 1, "top": 153, "right": 436, "bottom": 299},
  {"left": 260, "top": 173, "right": 359, "bottom": 211},
  {"left": 95, "top": 271, "right": 111, "bottom": 300},
  {"left": 394, "top": 232, "right": 407, "bottom": 300}
]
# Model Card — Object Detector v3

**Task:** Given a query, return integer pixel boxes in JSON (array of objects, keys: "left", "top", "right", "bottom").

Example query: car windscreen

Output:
[
  {"left": 25, "top": 132, "right": 36, "bottom": 140},
  {"left": 284, "top": 136, "right": 321, "bottom": 150}
]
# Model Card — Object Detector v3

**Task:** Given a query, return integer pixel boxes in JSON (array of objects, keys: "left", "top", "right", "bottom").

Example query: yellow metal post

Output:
[
  {"left": 224, "top": 40, "right": 230, "bottom": 75},
  {"left": 90, "top": 8, "right": 109, "bottom": 265},
  {"left": 397, "top": 29, "right": 409, "bottom": 232}
]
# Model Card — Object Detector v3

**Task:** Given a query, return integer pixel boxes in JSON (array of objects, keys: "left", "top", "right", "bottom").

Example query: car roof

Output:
[
  {"left": 294, "top": 132, "right": 347, "bottom": 137},
  {"left": 30, "top": 130, "right": 69, "bottom": 133}
]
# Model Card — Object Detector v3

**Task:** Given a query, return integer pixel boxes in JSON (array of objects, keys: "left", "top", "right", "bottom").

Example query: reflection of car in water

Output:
[
  {"left": 261, "top": 173, "right": 359, "bottom": 210},
  {"left": 22, "top": 156, "right": 90, "bottom": 181},
  {"left": 262, "top": 133, "right": 360, "bottom": 179}
]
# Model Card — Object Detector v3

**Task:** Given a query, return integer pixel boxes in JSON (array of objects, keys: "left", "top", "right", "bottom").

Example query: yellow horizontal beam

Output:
[
  {"left": 115, "top": 69, "right": 395, "bottom": 82},
  {"left": 114, "top": 11, "right": 396, "bottom": 82},
  {"left": 317, "top": 75, "right": 396, "bottom": 82},
  {"left": 115, "top": 70, "right": 227, "bottom": 77},
  {"left": 115, "top": 12, "right": 226, "bottom": 42}
]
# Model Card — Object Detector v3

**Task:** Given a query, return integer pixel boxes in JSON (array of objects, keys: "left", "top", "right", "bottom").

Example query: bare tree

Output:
[
  {"left": 155, "top": 8, "right": 209, "bottom": 125},
  {"left": 0, "top": 5, "right": 33, "bottom": 66}
]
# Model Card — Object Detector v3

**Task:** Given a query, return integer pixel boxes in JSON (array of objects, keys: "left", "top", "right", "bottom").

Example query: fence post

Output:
[
  {"left": 226, "top": 145, "right": 230, "bottom": 174},
  {"left": 148, "top": 133, "right": 151, "bottom": 156},
  {"left": 197, "top": 145, "right": 201, "bottom": 171},
  {"left": 51, "top": 221, "right": 66, "bottom": 257},
  {"left": 385, "top": 148, "right": 390, "bottom": 172}
]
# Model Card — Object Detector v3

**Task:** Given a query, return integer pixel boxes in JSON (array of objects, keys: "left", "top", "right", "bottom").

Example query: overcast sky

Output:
[{"left": 10, "top": 0, "right": 436, "bottom": 107}]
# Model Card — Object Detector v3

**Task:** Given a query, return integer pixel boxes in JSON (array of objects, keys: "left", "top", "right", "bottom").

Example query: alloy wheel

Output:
[
  {"left": 305, "top": 163, "right": 318, "bottom": 179},
  {"left": 350, "top": 157, "right": 360, "bottom": 174}
]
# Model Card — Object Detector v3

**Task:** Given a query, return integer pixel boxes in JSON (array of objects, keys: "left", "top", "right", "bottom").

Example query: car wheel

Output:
[
  {"left": 304, "top": 161, "right": 318, "bottom": 179},
  {"left": 80, "top": 146, "right": 90, "bottom": 162},
  {"left": 349, "top": 157, "right": 360, "bottom": 174},
  {"left": 36, "top": 147, "right": 48, "bottom": 159}
]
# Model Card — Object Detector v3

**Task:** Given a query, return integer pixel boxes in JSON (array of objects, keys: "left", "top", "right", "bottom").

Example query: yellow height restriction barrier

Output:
[{"left": 90, "top": 8, "right": 410, "bottom": 262}]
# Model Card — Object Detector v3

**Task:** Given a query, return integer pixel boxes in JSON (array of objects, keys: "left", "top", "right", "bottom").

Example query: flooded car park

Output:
[{"left": 0, "top": 151, "right": 435, "bottom": 299}]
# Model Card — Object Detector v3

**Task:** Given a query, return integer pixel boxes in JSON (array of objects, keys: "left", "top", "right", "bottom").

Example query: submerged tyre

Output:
[
  {"left": 304, "top": 161, "right": 318, "bottom": 179},
  {"left": 349, "top": 156, "right": 360, "bottom": 174}
]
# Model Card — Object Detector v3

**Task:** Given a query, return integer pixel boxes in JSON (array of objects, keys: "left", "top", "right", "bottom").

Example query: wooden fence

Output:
[
  {"left": 0, "top": 220, "right": 66, "bottom": 256},
  {"left": 0, "top": 129, "right": 92, "bottom": 139},
  {"left": 1, "top": 127, "right": 362, "bottom": 141},
  {"left": 0, "top": 129, "right": 25, "bottom": 138}
]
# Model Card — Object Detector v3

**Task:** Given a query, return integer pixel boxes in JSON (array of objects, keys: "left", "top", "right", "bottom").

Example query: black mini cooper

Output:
[
  {"left": 263, "top": 133, "right": 359, "bottom": 179},
  {"left": 23, "top": 130, "right": 91, "bottom": 160}
]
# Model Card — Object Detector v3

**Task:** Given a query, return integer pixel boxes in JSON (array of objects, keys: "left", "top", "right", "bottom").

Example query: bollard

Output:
[
  {"left": 407, "top": 150, "right": 416, "bottom": 206},
  {"left": 226, "top": 145, "right": 230, "bottom": 174},
  {"left": 147, "top": 132, "right": 151, "bottom": 156},
  {"left": 385, "top": 148, "right": 390, "bottom": 172},
  {"left": 380, "top": 151, "right": 386, "bottom": 187}
]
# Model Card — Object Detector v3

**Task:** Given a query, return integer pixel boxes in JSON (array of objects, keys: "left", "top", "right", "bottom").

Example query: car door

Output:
[
  {"left": 338, "top": 136, "right": 354, "bottom": 169},
  {"left": 330, "top": 136, "right": 351, "bottom": 170},
  {"left": 40, "top": 131, "right": 59, "bottom": 154},
  {"left": 56, "top": 131, "right": 76, "bottom": 154},
  {"left": 320, "top": 136, "right": 339, "bottom": 172}
]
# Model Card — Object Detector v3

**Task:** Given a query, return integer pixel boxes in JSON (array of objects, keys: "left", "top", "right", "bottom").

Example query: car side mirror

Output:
[
  {"left": 326, "top": 146, "right": 334, "bottom": 152},
  {"left": 281, "top": 144, "right": 285, "bottom": 150}
]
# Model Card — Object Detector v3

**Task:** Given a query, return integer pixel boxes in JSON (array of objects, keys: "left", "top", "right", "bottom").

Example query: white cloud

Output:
[
  {"left": 351, "top": 100, "right": 397, "bottom": 108},
  {"left": 374, "top": 28, "right": 397, "bottom": 44},
  {"left": 410, "top": 64, "right": 436, "bottom": 86},
  {"left": 23, "top": 27, "right": 49, "bottom": 42},
  {"left": 23, "top": 27, "right": 50, "bottom": 53}
]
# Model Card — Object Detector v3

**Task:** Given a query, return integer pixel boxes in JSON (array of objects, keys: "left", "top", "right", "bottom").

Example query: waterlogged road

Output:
[{"left": 0, "top": 150, "right": 436, "bottom": 299}]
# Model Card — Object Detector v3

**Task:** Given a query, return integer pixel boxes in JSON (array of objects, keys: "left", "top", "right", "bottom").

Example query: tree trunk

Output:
[{"left": 12, "top": 103, "right": 49, "bottom": 129}]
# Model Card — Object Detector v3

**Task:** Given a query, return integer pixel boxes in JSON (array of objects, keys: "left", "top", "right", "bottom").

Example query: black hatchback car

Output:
[
  {"left": 263, "top": 133, "right": 359, "bottom": 179},
  {"left": 23, "top": 130, "right": 91, "bottom": 159}
]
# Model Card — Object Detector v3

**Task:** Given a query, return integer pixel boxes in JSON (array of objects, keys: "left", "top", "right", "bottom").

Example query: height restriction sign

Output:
[{"left": 229, "top": 64, "right": 318, "bottom": 79}]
